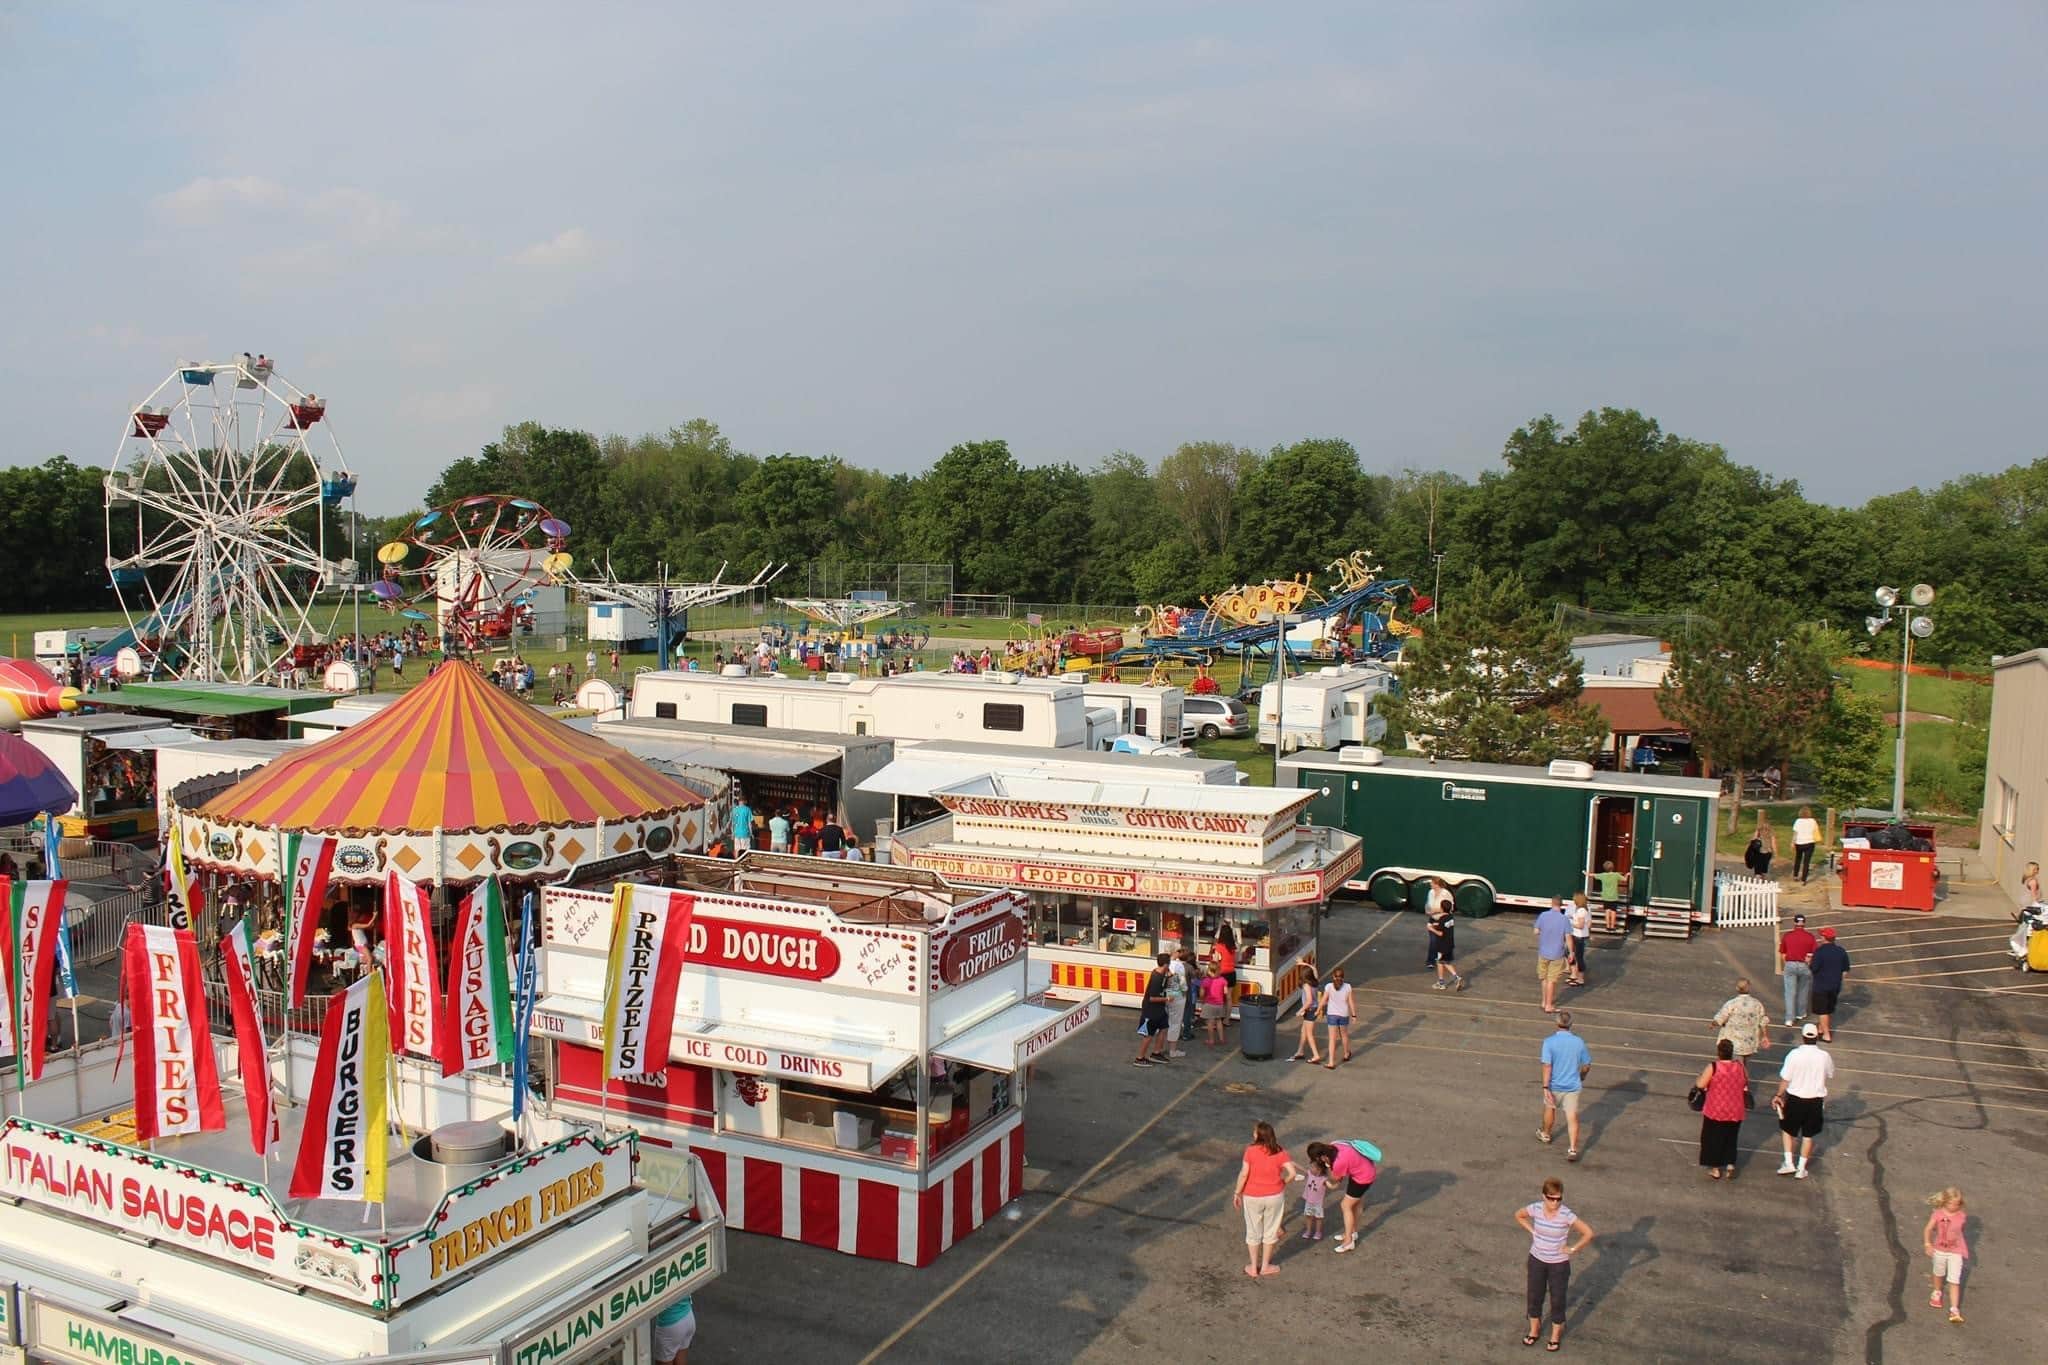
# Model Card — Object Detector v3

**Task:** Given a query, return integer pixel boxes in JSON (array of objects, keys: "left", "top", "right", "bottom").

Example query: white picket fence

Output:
[{"left": 1714, "top": 872, "right": 1781, "bottom": 928}]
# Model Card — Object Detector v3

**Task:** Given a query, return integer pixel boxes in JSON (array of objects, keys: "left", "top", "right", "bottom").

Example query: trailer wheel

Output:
[
  {"left": 1406, "top": 879, "right": 1436, "bottom": 913},
  {"left": 1453, "top": 879, "right": 1497, "bottom": 919},
  {"left": 1368, "top": 873, "right": 1408, "bottom": 910}
]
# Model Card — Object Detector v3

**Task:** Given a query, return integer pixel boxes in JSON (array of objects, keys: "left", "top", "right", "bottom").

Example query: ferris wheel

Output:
[
  {"left": 106, "top": 356, "right": 357, "bottom": 682},
  {"left": 372, "top": 494, "right": 571, "bottom": 651}
]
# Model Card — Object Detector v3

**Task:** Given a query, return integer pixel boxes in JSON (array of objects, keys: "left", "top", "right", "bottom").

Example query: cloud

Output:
[
  {"left": 505, "top": 227, "right": 594, "bottom": 267},
  {"left": 150, "top": 175, "right": 290, "bottom": 224}
]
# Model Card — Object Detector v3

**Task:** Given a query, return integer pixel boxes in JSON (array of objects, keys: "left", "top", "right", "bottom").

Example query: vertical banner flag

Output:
[
  {"left": 221, "top": 916, "right": 276, "bottom": 1155},
  {"left": 600, "top": 885, "right": 695, "bottom": 1082},
  {"left": 7, "top": 876, "right": 69, "bottom": 1085},
  {"left": 44, "top": 823, "right": 77, "bottom": 998},
  {"left": 122, "top": 923, "right": 225, "bottom": 1141},
  {"left": 281, "top": 831, "right": 335, "bottom": 1008},
  {"left": 383, "top": 871, "right": 442, "bottom": 1059},
  {"left": 441, "top": 877, "right": 514, "bottom": 1078},
  {"left": 165, "top": 825, "right": 203, "bottom": 929},
  {"left": 290, "top": 972, "right": 391, "bottom": 1202},
  {"left": 511, "top": 890, "right": 537, "bottom": 1122}
]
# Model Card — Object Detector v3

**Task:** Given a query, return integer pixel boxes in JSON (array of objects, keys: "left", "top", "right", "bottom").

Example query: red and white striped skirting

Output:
[{"left": 689, "top": 1117, "right": 1025, "bottom": 1266}]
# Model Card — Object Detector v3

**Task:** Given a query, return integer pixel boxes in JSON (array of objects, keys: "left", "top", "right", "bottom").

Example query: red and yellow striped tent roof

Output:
[{"left": 200, "top": 661, "right": 701, "bottom": 834}]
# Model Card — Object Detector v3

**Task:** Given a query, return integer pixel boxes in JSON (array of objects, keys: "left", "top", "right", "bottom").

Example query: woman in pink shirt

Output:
[{"left": 1305, "top": 1140, "right": 1378, "bottom": 1252}]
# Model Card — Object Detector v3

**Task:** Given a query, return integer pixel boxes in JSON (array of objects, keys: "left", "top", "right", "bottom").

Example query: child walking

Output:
[
  {"left": 1922, "top": 1187, "right": 1969, "bottom": 1324},
  {"left": 1299, "top": 1149, "right": 1331, "bottom": 1242}
]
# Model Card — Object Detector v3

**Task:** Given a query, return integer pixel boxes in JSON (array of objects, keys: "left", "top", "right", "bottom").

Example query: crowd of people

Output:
[{"left": 711, "top": 796, "right": 864, "bottom": 862}]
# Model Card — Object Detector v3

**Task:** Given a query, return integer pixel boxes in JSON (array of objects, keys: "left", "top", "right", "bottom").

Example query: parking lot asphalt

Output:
[{"left": 689, "top": 902, "right": 2048, "bottom": 1365}]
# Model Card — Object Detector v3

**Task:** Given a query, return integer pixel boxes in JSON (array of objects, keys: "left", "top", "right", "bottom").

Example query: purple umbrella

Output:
[{"left": 0, "top": 732, "right": 77, "bottom": 828}]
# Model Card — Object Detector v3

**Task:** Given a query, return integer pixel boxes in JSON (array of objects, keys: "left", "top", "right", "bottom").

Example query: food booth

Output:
[
  {"left": 532, "top": 853, "right": 1099, "bottom": 1266},
  {"left": 888, "top": 775, "right": 1362, "bottom": 1014},
  {"left": 0, "top": 1034, "right": 726, "bottom": 1364}
]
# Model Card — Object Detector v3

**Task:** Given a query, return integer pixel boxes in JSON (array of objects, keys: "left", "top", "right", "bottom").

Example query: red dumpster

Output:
[{"left": 1837, "top": 819, "right": 1938, "bottom": 912}]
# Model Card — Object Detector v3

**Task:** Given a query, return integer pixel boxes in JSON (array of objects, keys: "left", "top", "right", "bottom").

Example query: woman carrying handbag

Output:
[{"left": 1692, "top": 1038, "right": 1750, "bottom": 1180}]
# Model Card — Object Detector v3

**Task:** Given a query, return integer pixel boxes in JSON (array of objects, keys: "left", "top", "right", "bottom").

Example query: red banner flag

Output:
[
  {"left": 221, "top": 916, "right": 275, "bottom": 1155},
  {"left": 282, "top": 832, "right": 335, "bottom": 1008},
  {"left": 6, "top": 876, "right": 69, "bottom": 1085},
  {"left": 383, "top": 870, "right": 442, "bottom": 1059},
  {"left": 289, "top": 973, "right": 390, "bottom": 1203},
  {"left": 122, "top": 923, "right": 225, "bottom": 1141}
]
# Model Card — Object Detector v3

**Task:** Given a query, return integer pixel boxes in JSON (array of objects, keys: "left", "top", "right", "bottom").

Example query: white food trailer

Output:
[
  {"left": 889, "top": 775, "right": 1361, "bottom": 1015},
  {"left": 532, "top": 853, "right": 1099, "bottom": 1266},
  {"left": 0, "top": 1038, "right": 725, "bottom": 1364}
]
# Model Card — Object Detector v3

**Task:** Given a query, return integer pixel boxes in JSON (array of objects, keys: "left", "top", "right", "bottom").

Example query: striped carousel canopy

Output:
[{"left": 199, "top": 661, "right": 701, "bottom": 834}]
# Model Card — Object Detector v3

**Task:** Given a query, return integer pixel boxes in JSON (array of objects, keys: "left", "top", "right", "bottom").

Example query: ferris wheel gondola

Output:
[{"left": 105, "top": 355, "right": 356, "bottom": 682}]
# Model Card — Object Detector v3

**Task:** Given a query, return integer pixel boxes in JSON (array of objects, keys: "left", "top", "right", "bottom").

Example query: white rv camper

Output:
[
  {"left": 1074, "top": 680, "right": 1184, "bottom": 742},
  {"left": 628, "top": 668, "right": 1117, "bottom": 749},
  {"left": 1257, "top": 663, "right": 1396, "bottom": 751}
]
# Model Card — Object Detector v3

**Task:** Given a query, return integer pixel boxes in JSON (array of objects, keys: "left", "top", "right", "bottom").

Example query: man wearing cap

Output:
[
  {"left": 1772, "top": 1023, "right": 1835, "bottom": 1178},
  {"left": 1777, "top": 913, "right": 1818, "bottom": 1026},
  {"left": 1807, "top": 928, "right": 1852, "bottom": 1042}
]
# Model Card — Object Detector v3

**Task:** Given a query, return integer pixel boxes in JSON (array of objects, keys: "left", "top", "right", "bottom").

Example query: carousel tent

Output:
[
  {"left": 0, "top": 730, "right": 77, "bottom": 827},
  {"left": 200, "top": 660, "right": 702, "bottom": 832},
  {"left": 178, "top": 662, "right": 712, "bottom": 886}
]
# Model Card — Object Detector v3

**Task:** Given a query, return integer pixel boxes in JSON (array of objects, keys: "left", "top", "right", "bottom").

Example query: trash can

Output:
[{"left": 1238, "top": 993, "right": 1279, "bottom": 1061}]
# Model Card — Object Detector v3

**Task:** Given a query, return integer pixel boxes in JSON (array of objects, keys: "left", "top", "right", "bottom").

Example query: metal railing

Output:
[{"left": 1713, "top": 872, "right": 1781, "bottom": 929}]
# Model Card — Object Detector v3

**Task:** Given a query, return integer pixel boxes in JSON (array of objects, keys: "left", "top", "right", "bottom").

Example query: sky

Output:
[{"left": 2, "top": 2, "right": 2043, "bottom": 513}]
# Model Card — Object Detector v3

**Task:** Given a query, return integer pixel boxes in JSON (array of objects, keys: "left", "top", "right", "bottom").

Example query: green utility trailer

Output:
[{"left": 1276, "top": 750, "right": 1721, "bottom": 920}]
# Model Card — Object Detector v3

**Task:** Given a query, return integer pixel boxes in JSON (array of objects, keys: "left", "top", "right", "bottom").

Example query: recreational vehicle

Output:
[
  {"left": 1073, "top": 680, "right": 1184, "bottom": 742},
  {"left": 629, "top": 668, "right": 1119, "bottom": 750},
  {"left": 1258, "top": 663, "right": 1395, "bottom": 751}
]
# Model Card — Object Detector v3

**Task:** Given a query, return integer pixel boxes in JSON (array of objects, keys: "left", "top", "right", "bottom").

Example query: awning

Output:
[
  {"left": 610, "top": 735, "right": 834, "bottom": 779},
  {"left": 91, "top": 694, "right": 286, "bottom": 718},
  {"left": 857, "top": 759, "right": 989, "bottom": 799},
  {"left": 95, "top": 727, "right": 203, "bottom": 751},
  {"left": 934, "top": 994, "right": 1100, "bottom": 1073},
  {"left": 284, "top": 704, "right": 385, "bottom": 729},
  {"left": 533, "top": 994, "right": 914, "bottom": 1092}
]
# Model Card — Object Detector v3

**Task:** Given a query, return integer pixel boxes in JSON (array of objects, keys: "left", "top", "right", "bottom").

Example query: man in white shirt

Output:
[
  {"left": 1772, "top": 1023, "right": 1836, "bottom": 1178},
  {"left": 1166, "top": 948, "right": 1191, "bottom": 1058}
]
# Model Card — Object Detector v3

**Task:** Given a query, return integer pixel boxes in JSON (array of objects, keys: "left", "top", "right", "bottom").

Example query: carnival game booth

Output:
[
  {"left": 889, "top": 776, "right": 1362, "bottom": 1013},
  {"left": 170, "top": 657, "right": 715, "bottom": 911},
  {"left": 0, "top": 1034, "right": 726, "bottom": 1363},
  {"left": 532, "top": 854, "right": 1100, "bottom": 1266}
]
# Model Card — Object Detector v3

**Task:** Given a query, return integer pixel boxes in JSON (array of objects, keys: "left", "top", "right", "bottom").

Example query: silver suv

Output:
[{"left": 1181, "top": 694, "right": 1251, "bottom": 740}]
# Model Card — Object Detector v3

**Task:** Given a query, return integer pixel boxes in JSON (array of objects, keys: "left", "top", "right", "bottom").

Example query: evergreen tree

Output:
[{"left": 1382, "top": 569, "right": 1606, "bottom": 764}]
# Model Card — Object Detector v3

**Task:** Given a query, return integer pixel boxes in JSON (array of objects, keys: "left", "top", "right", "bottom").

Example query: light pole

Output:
[
  {"left": 1866, "top": 584, "right": 1935, "bottom": 818},
  {"left": 1271, "top": 612, "right": 1302, "bottom": 768},
  {"left": 1430, "top": 551, "right": 1446, "bottom": 617}
]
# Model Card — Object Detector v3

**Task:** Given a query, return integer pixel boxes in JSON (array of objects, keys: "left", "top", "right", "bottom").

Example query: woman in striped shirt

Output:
[{"left": 1515, "top": 1177, "right": 1594, "bottom": 1351}]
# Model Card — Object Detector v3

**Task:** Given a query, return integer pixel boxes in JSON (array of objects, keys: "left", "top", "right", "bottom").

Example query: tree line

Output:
[{"left": 10, "top": 408, "right": 2045, "bottom": 672}]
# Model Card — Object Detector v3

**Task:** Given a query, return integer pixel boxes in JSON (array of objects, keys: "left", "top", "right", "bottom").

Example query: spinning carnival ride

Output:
[
  {"left": 373, "top": 494, "right": 572, "bottom": 650},
  {"left": 106, "top": 356, "right": 356, "bottom": 682}
]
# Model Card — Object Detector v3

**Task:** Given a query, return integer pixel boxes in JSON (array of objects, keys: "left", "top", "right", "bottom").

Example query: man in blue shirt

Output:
[
  {"left": 1534, "top": 897, "right": 1572, "bottom": 1014},
  {"left": 1538, "top": 1011, "right": 1593, "bottom": 1161},
  {"left": 729, "top": 798, "right": 753, "bottom": 857},
  {"left": 1807, "top": 927, "right": 1852, "bottom": 1043}
]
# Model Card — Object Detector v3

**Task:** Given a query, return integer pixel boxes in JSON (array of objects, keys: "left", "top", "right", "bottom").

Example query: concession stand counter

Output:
[
  {"left": 888, "top": 775, "right": 1362, "bottom": 1014},
  {"left": 0, "top": 1041, "right": 725, "bottom": 1365},
  {"left": 533, "top": 854, "right": 1100, "bottom": 1266}
]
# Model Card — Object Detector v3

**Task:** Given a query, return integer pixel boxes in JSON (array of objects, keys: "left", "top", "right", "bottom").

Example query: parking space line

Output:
[
  {"left": 1364, "top": 1038, "right": 2048, "bottom": 1116},
  {"left": 1829, "top": 929, "right": 2013, "bottom": 947},
  {"left": 1356, "top": 1016, "right": 2048, "bottom": 1097},
  {"left": 1862, "top": 965, "right": 2027, "bottom": 982},
  {"left": 855, "top": 911, "right": 1409, "bottom": 1365},
  {"left": 1854, "top": 949, "right": 2019, "bottom": 968}
]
